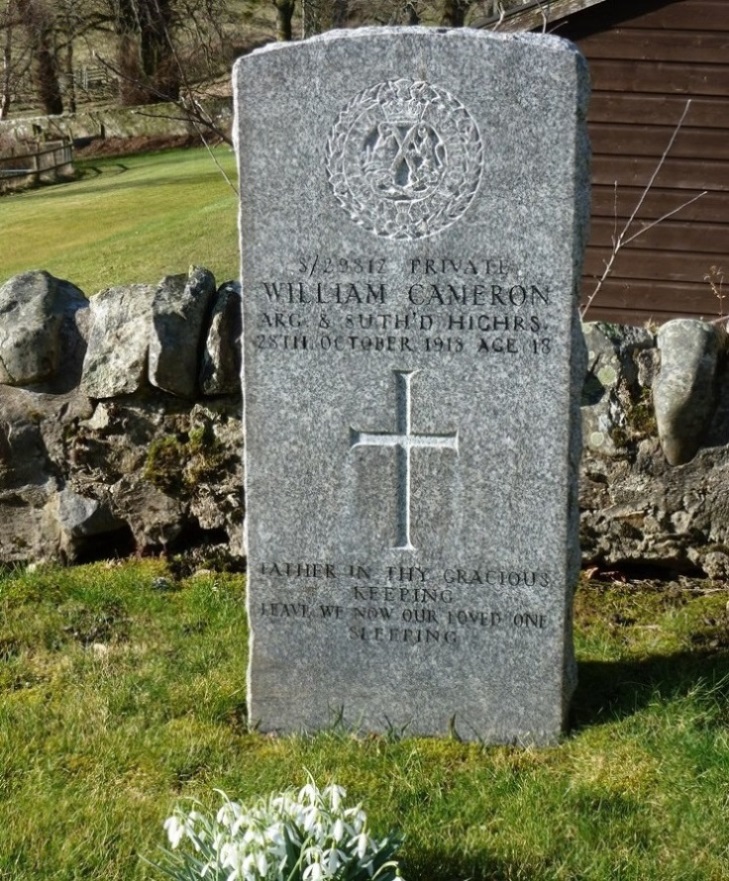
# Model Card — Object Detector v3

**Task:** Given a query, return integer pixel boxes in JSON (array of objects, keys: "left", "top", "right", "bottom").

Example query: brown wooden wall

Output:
[{"left": 559, "top": 0, "right": 729, "bottom": 325}]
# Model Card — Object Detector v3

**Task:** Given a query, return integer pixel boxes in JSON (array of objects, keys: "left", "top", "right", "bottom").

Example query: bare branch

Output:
[
  {"left": 621, "top": 191, "right": 708, "bottom": 247},
  {"left": 581, "top": 99, "right": 705, "bottom": 319}
]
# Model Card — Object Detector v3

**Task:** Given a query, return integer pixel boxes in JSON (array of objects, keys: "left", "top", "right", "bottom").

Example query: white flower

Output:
[
  {"left": 354, "top": 832, "right": 369, "bottom": 860},
  {"left": 326, "top": 785, "right": 346, "bottom": 812},
  {"left": 163, "top": 815, "right": 186, "bottom": 849},
  {"left": 152, "top": 781, "right": 403, "bottom": 881},
  {"left": 256, "top": 852, "right": 269, "bottom": 876},
  {"left": 325, "top": 847, "right": 343, "bottom": 874},
  {"left": 303, "top": 862, "right": 323, "bottom": 881},
  {"left": 299, "top": 782, "right": 318, "bottom": 805},
  {"left": 332, "top": 818, "right": 345, "bottom": 843},
  {"left": 302, "top": 806, "right": 323, "bottom": 834}
]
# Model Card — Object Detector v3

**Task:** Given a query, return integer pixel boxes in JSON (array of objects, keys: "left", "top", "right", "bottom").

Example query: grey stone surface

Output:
[
  {"left": 582, "top": 322, "right": 655, "bottom": 456},
  {"left": 200, "top": 281, "right": 242, "bottom": 395},
  {"left": 0, "top": 378, "right": 243, "bottom": 564},
  {"left": 653, "top": 319, "right": 723, "bottom": 466},
  {"left": 579, "top": 320, "right": 729, "bottom": 578},
  {"left": 81, "top": 283, "right": 156, "bottom": 398},
  {"left": 236, "top": 27, "right": 589, "bottom": 744},
  {"left": 0, "top": 271, "right": 88, "bottom": 390},
  {"left": 53, "top": 486, "right": 126, "bottom": 558},
  {"left": 149, "top": 266, "right": 217, "bottom": 398}
]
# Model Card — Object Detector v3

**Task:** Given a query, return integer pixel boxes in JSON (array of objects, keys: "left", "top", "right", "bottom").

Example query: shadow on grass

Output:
[
  {"left": 570, "top": 649, "right": 729, "bottom": 731},
  {"left": 33, "top": 172, "right": 198, "bottom": 201},
  {"left": 403, "top": 847, "right": 556, "bottom": 881}
]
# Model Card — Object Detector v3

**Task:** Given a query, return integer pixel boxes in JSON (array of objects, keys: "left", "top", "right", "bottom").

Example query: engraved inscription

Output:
[
  {"left": 255, "top": 560, "right": 555, "bottom": 647},
  {"left": 251, "top": 253, "right": 554, "bottom": 356},
  {"left": 326, "top": 79, "right": 483, "bottom": 239},
  {"left": 350, "top": 370, "right": 458, "bottom": 550}
]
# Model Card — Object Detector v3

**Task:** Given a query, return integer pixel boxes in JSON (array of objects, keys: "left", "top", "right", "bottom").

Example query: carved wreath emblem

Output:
[{"left": 325, "top": 79, "right": 483, "bottom": 240}]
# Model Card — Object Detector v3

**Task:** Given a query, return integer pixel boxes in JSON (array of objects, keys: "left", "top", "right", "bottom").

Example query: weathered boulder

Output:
[
  {"left": 0, "top": 271, "right": 88, "bottom": 390},
  {"left": 81, "top": 283, "right": 156, "bottom": 398},
  {"left": 149, "top": 266, "right": 217, "bottom": 398},
  {"left": 653, "top": 319, "right": 724, "bottom": 465},
  {"left": 0, "top": 385, "right": 92, "bottom": 561},
  {"left": 582, "top": 322, "right": 656, "bottom": 457},
  {"left": 579, "top": 321, "right": 729, "bottom": 577},
  {"left": 52, "top": 486, "right": 128, "bottom": 559},
  {"left": 200, "top": 281, "right": 242, "bottom": 395}
]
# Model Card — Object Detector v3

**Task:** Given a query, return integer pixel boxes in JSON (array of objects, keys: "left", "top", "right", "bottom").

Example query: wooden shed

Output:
[{"left": 482, "top": 0, "right": 729, "bottom": 325}]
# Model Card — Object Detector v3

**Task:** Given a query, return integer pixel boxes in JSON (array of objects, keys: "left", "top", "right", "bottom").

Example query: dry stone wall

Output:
[
  {"left": 0, "top": 269, "right": 242, "bottom": 564},
  {"left": 0, "top": 99, "right": 232, "bottom": 145},
  {"left": 581, "top": 320, "right": 729, "bottom": 579},
  {"left": 0, "top": 268, "right": 728, "bottom": 577}
]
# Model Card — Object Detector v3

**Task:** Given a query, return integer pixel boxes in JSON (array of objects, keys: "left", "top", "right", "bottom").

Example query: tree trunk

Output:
[
  {"left": 404, "top": 2, "right": 420, "bottom": 25},
  {"left": 17, "top": 0, "right": 64, "bottom": 115},
  {"left": 272, "top": 0, "right": 295, "bottom": 41},
  {"left": 65, "top": 34, "right": 76, "bottom": 113},
  {"left": 332, "top": 0, "right": 347, "bottom": 27},
  {"left": 35, "top": 38, "right": 63, "bottom": 114},
  {"left": 441, "top": 0, "right": 467, "bottom": 26},
  {"left": 62, "top": 0, "right": 76, "bottom": 113},
  {"left": 302, "top": 0, "right": 347, "bottom": 36},
  {"left": 114, "top": 0, "right": 179, "bottom": 105},
  {"left": 139, "top": 0, "right": 179, "bottom": 101},
  {"left": 0, "top": 1, "right": 12, "bottom": 119}
]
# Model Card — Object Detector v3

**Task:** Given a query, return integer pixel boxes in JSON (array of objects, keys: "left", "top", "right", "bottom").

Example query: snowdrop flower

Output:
[
  {"left": 303, "top": 861, "right": 323, "bottom": 881},
  {"left": 331, "top": 818, "right": 345, "bottom": 843},
  {"left": 151, "top": 779, "right": 404, "bottom": 881},
  {"left": 353, "top": 831, "right": 369, "bottom": 860},
  {"left": 164, "top": 815, "right": 186, "bottom": 849},
  {"left": 326, "top": 785, "right": 345, "bottom": 812},
  {"left": 299, "top": 782, "right": 318, "bottom": 804}
]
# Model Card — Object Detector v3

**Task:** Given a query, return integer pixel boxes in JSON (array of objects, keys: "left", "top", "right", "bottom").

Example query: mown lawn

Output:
[
  {"left": 1, "top": 561, "right": 729, "bottom": 881},
  {"left": 0, "top": 147, "right": 240, "bottom": 295}
]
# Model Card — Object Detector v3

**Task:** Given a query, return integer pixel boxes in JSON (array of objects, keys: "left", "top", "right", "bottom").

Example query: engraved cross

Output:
[{"left": 350, "top": 370, "right": 458, "bottom": 551}]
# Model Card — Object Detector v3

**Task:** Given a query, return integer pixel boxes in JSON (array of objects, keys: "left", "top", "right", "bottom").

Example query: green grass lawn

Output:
[
  {"left": 2, "top": 562, "right": 729, "bottom": 881},
  {"left": 1, "top": 148, "right": 240, "bottom": 295}
]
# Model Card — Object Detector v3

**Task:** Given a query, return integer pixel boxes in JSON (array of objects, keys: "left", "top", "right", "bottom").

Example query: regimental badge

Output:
[{"left": 325, "top": 79, "right": 484, "bottom": 240}]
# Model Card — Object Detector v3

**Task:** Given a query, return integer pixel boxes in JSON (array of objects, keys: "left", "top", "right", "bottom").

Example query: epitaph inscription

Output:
[
  {"left": 326, "top": 79, "right": 483, "bottom": 239},
  {"left": 236, "top": 27, "right": 589, "bottom": 744}
]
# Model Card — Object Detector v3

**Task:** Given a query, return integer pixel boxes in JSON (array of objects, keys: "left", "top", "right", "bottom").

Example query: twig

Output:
[
  {"left": 581, "top": 99, "right": 705, "bottom": 319},
  {"left": 621, "top": 190, "right": 707, "bottom": 247},
  {"left": 91, "top": 50, "right": 237, "bottom": 195},
  {"left": 131, "top": 105, "right": 238, "bottom": 196},
  {"left": 92, "top": 51, "right": 233, "bottom": 146},
  {"left": 490, "top": 1, "right": 506, "bottom": 29}
]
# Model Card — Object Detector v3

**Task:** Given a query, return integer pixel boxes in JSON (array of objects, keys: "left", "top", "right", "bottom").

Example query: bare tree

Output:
[
  {"left": 0, "top": 0, "right": 18, "bottom": 118},
  {"left": 302, "top": 0, "right": 348, "bottom": 36},
  {"left": 16, "top": 0, "right": 64, "bottom": 115},
  {"left": 109, "top": 0, "right": 179, "bottom": 104},
  {"left": 440, "top": 0, "right": 470, "bottom": 26},
  {"left": 272, "top": 0, "right": 296, "bottom": 40}
]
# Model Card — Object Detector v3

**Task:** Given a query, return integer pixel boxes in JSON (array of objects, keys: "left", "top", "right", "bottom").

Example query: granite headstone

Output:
[{"left": 235, "top": 27, "right": 589, "bottom": 744}]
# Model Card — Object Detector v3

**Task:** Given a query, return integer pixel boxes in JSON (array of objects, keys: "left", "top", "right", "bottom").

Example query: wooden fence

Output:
[
  {"left": 0, "top": 138, "right": 74, "bottom": 186},
  {"left": 73, "top": 65, "right": 115, "bottom": 93}
]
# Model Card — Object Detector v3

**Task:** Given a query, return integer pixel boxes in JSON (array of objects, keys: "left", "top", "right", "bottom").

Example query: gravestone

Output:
[{"left": 235, "top": 27, "right": 589, "bottom": 744}]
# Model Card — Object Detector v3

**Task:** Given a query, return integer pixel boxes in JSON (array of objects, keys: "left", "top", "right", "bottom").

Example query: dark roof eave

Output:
[{"left": 472, "top": 0, "right": 608, "bottom": 31}]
